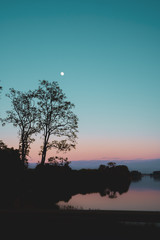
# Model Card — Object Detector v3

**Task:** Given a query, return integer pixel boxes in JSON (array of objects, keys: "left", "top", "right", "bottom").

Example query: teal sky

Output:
[{"left": 0, "top": 0, "right": 160, "bottom": 162}]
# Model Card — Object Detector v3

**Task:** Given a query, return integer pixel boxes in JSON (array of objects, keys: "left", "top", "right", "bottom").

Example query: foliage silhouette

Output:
[
  {"left": 2, "top": 89, "right": 38, "bottom": 166},
  {"left": 130, "top": 170, "right": 142, "bottom": 181},
  {"left": 0, "top": 142, "right": 132, "bottom": 210},
  {"left": 107, "top": 162, "right": 116, "bottom": 168},
  {"left": 0, "top": 82, "right": 2, "bottom": 104},
  {"left": 0, "top": 84, "right": 2, "bottom": 97},
  {"left": 152, "top": 171, "right": 160, "bottom": 180},
  {"left": 0, "top": 156, "right": 131, "bottom": 209},
  {"left": 0, "top": 141, "right": 24, "bottom": 207},
  {"left": 48, "top": 156, "right": 71, "bottom": 168},
  {"left": 1, "top": 80, "right": 78, "bottom": 168},
  {"left": 35, "top": 80, "right": 78, "bottom": 165}
]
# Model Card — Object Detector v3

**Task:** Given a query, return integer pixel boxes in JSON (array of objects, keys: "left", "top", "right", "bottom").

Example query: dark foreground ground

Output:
[{"left": 0, "top": 209, "right": 160, "bottom": 240}]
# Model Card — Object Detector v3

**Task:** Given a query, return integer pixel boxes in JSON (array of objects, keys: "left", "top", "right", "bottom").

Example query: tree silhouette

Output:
[
  {"left": 108, "top": 162, "right": 116, "bottom": 168},
  {"left": 2, "top": 89, "right": 38, "bottom": 167},
  {"left": 48, "top": 156, "right": 71, "bottom": 168},
  {"left": 0, "top": 83, "right": 2, "bottom": 119},
  {"left": 35, "top": 80, "right": 78, "bottom": 165},
  {"left": 0, "top": 140, "right": 7, "bottom": 149},
  {"left": 0, "top": 140, "right": 21, "bottom": 168},
  {"left": 0, "top": 83, "right": 2, "bottom": 98}
]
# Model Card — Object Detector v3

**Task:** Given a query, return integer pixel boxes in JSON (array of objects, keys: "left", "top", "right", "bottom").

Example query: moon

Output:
[{"left": 60, "top": 72, "right": 64, "bottom": 76}]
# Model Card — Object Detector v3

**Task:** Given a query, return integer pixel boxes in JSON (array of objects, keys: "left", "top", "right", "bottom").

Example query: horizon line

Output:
[{"left": 28, "top": 158, "right": 160, "bottom": 164}]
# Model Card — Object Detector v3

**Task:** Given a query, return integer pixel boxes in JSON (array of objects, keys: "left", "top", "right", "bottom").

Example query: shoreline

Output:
[
  {"left": 1, "top": 209, "right": 160, "bottom": 223},
  {"left": 1, "top": 209, "right": 160, "bottom": 239}
]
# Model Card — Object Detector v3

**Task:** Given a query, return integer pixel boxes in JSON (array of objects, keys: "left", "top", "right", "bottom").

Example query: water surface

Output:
[{"left": 58, "top": 176, "right": 160, "bottom": 211}]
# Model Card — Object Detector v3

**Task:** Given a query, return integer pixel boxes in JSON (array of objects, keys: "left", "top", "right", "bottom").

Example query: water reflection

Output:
[
  {"left": 58, "top": 176, "right": 160, "bottom": 211},
  {"left": 130, "top": 175, "right": 160, "bottom": 190},
  {"left": 101, "top": 189, "right": 117, "bottom": 199},
  {"left": 0, "top": 164, "right": 132, "bottom": 209}
]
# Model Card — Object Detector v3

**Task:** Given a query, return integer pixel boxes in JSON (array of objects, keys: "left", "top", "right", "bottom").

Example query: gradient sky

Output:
[{"left": 0, "top": 0, "right": 160, "bottom": 163}]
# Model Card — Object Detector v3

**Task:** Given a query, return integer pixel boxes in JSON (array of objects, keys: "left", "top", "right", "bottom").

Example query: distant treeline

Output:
[
  {"left": 1, "top": 142, "right": 158, "bottom": 209},
  {"left": 0, "top": 143, "right": 132, "bottom": 209},
  {"left": 151, "top": 171, "right": 160, "bottom": 179}
]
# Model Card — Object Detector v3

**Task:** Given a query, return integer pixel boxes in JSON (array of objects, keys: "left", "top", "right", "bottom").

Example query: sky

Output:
[{"left": 0, "top": 0, "right": 160, "bottom": 164}]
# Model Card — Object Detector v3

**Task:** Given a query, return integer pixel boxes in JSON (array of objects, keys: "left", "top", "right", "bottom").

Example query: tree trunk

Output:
[
  {"left": 21, "top": 141, "right": 25, "bottom": 166},
  {"left": 41, "top": 145, "right": 47, "bottom": 165},
  {"left": 41, "top": 131, "right": 50, "bottom": 165}
]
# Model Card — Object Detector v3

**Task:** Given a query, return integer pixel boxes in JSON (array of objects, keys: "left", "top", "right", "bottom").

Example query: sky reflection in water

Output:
[{"left": 58, "top": 176, "right": 160, "bottom": 211}]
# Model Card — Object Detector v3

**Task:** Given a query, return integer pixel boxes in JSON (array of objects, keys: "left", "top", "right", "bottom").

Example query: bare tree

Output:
[
  {"left": 2, "top": 89, "right": 38, "bottom": 166},
  {"left": 36, "top": 80, "right": 78, "bottom": 165}
]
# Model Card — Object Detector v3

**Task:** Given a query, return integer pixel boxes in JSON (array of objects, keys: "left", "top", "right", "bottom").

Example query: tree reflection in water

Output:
[{"left": 0, "top": 163, "right": 131, "bottom": 209}]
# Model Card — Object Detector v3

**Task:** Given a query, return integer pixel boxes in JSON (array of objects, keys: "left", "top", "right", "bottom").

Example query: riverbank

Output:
[{"left": 0, "top": 209, "right": 160, "bottom": 239}]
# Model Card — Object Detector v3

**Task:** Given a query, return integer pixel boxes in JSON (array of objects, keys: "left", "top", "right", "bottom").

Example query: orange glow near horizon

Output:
[
  {"left": 3, "top": 133, "right": 160, "bottom": 163},
  {"left": 24, "top": 136, "right": 160, "bottom": 163}
]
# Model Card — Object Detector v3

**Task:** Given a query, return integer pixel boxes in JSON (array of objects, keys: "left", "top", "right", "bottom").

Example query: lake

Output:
[{"left": 58, "top": 176, "right": 160, "bottom": 211}]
